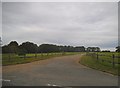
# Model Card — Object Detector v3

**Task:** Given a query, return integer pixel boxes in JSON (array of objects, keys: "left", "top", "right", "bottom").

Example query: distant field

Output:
[
  {"left": 2, "top": 52, "right": 81, "bottom": 66},
  {"left": 80, "top": 52, "right": 120, "bottom": 75}
]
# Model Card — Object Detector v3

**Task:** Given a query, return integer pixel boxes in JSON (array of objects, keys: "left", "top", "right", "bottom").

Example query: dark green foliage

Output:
[
  {"left": 39, "top": 44, "right": 59, "bottom": 53},
  {"left": 2, "top": 41, "right": 102, "bottom": 54},
  {"left": 2, "top": 45, "right": 9, "bottom": 53},
  {"left": 75, "top": 46, "right": 85, "bottom": 52},
  {"left": 18, "top": 48, "right": 26, "bottom": 56},
  {"left": 2, "top": 41, "right": 19, "bottom": 54},
  {"left": 87, "top": 47, "right": 100, "bottom": 52},
  {"left": 8, "top": 41, "right": 19, "bottom": 54},
  {"left": 102, "top": 50, "right": 110, "bottom": 52},
  {"left": 116, "top": 46, "right": 120, "bottom": 52},
  {"left": 38, "top": 44, "right": 86, "bottom": 53},
  {"left": 19, "top": 42, "right": 38, "bottom": 53}
]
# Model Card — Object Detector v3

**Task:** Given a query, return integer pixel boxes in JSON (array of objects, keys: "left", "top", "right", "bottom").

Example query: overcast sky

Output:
[{"left": 2, "top": 2, "right": 118, "bottom": 51}]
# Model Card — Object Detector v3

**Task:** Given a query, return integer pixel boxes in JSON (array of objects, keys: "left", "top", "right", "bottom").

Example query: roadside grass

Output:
[
  {"left": 2, "top": 52, "right": 81, "bottom": 66},
  {"left": 80, "top": 53, "right": 119, "bottom": 75},
  {"left": 97, "top": 52, "right": 119, "bottom": 63}
]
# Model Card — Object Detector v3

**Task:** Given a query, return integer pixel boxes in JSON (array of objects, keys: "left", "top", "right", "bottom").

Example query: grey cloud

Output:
[
  {"left": 0, "top": 2, "right": 2, "bottom": 36},
  {"left": 2, "top": 2, "right": 118, "bottom": 51}
]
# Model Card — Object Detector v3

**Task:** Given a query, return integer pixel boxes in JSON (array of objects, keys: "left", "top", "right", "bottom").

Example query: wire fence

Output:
[{"left": 86, "top": 52, "right": 120, "bottom": 68}]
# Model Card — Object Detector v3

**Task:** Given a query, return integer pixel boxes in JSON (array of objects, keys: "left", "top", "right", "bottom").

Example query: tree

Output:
[
  {"left": 87, "top": 47, "right": 100, "bottom": 52},
  {"left": 102, "top": 50, "right": 110, "bottom": 52},
  {"left": 75, "top": 46, "right": 85, "bottom": 52},
  {"left": 116, "top": 46, "right": 120, "bottom": 52},
  {"left": 8, "top": 41, "right": 19, "bottom": 54},
  {"left": 39, "top": 44, "right": 59, "bottom": 53},
  {"left": 18, "top": 45, "right": 27, "bottom": 55},
  {"left": 20, "top": 42, "right": 38, "bottom": 53},
  {"left": 18, "top": 45, "right": 27, "bottom": 59},
  {"left": 2, "top": 45, "right": 9, "bottom": 53}
]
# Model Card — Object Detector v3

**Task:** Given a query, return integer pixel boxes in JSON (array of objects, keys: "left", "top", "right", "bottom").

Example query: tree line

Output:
[
  {"left": 2, "top": 41, "right": 86, "bottom": 54},
  {"left": 2, "top": 41, "right": 120, "bottom": 55}
]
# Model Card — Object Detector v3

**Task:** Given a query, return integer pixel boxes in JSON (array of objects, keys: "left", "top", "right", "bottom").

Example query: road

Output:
[{"left": 2, "top": 54, "right": 118, "bottom": 86}]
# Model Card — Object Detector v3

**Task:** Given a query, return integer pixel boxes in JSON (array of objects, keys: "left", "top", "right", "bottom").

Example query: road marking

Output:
[
  {"left": 1, "top": 79, "right": 11, "bottom": 82},
  {"left": 3, "top": 79, "right": 11, "bottom": 82},
  {"left": 52, "top": 84, "right": 58, "bottom": 86},
  {"left": 47, "top": 84, "right": 51, "bottom": 86},
  {"left": 47, "top": 83, "right": 60, "bottom": 87}
]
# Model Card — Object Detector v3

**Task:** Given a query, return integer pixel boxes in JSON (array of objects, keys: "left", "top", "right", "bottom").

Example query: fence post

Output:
[
  {"left": 96, "top": 53, "right": 99, "bottom": 61},
  {"left": 8, "top": 53, "right": 11, "bottom": 61},
  {"left": 24, "top": 54, "right": 26, "bottom": 59},
  {"left": 41, "top": 52, "right": 43, "bottom": 56},
  {"left": 35, "top": 53, "right": 37, "bottom": 58},
  {"left": 112, "top": 54, "right": 115, "bottom": 68}
]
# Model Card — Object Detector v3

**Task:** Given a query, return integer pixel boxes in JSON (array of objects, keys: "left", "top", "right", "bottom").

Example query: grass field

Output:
[
  {"left": 96, "top": 52, "right": 119, "bottom": 63},
  {"left": 80, "top": 52, "right": 120, "bottom": 75},
  {"left": 2, "top": 52, "right": 81, "bottom": 66}
]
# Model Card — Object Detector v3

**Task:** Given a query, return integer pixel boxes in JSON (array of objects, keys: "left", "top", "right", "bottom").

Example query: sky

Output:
[
  {"left": 2, "top": 2, "right": 118, "bottom": 51},
  {"left": 0, "top": 2, "right": 1, "bottom": 38}
]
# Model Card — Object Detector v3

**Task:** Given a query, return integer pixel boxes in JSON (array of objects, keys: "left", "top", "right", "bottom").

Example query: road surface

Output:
[{"left": 2, "top": 54, "right": 118, "bottom": 86}]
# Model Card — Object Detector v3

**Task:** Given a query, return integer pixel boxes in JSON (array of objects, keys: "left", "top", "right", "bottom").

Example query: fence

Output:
[{"left": 86, "top": 52, "right": 120, "bottom": 68}]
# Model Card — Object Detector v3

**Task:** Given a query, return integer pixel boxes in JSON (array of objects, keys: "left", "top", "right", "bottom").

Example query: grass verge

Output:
[
  {"left": 80, "top": 55, "right": 119, "bottom": 76},
  {"left": 2, "top": 52, "right": 81, "bottom": 66}
]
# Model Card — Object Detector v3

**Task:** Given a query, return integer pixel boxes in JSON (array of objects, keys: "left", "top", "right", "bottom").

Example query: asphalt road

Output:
[{"left": 2, "top": 54, "right": 118, "bottom": 86}]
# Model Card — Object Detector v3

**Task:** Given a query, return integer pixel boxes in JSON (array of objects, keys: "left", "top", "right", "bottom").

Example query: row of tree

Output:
[
  {"left": 2, "top": 41, "right": 120, "bottom": 54},
  {"left": 2, "top": 41, "right": 87, "bottom": 54}
]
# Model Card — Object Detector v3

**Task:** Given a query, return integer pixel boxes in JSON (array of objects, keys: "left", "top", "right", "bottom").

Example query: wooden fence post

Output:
[
  {"left": 24, "top": 54, "right": 26, "bottom": 59},
  {"left": 112, "top": 54, "right": 115, "bottom": 68},
  {"left": 41, "top": 52, "right": 43, "bottom": 56},
  {"left": 8, "top": 53, "right": 11, "bottom": 61},
  {"left": 35, "top": 53, "right": 37, "bottom": 58},
  {"left": 97, "top": 53, "right": 99, "bottom": 61}
]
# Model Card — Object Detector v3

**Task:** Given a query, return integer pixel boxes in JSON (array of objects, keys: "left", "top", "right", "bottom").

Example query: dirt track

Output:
[{"left": 2, "top": 54, "right": 118, "bottom": 86}]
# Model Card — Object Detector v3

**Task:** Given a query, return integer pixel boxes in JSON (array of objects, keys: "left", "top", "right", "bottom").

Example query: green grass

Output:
[
  {"left": 2, "top": 52, "right": 81, "bottom": 66},
  {"left": 97, "top": 52, "right": 119, "bottom": 64},
  {"left": 80, "top": 52, "right": 119, "bottom": 75},
  {"left": 86, "top": 52, "right": 119, "bottom": 64}
]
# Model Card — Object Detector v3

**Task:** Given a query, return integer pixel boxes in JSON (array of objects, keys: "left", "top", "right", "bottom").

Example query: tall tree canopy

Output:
[
  {"left": 39, "top": 44, "right": 59, "bottom": 53},
  {"left": 19, "top": 42, "right": 38, "bottom": 53}
]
